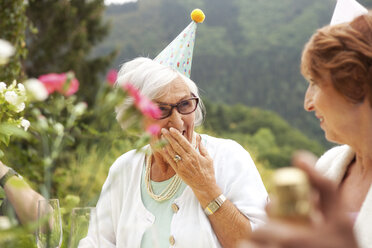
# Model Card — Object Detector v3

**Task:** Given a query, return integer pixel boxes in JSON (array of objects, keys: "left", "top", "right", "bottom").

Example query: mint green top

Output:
[{"left": 140, "top": 162, "right": 187, "bottom": 248}]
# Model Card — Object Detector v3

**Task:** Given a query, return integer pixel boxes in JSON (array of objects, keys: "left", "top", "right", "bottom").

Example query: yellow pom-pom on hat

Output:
[
  {"left": 155, "top": 8, "right": 205, "bottom": 78},
  {"left": 191, "top": 9, "right": 205, "bottom": 23}
]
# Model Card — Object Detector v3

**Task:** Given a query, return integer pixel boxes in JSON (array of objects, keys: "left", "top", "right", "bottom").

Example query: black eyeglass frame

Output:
[{"left": 155, "top": 96, "right": 199, "bottom": 120}]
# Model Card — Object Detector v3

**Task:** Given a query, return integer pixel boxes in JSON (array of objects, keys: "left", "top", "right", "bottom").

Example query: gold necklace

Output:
[{"left": 145, "top": 132, "right": 197, "bottom": 202}]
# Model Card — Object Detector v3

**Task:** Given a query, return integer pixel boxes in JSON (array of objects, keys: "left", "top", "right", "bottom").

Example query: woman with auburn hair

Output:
[{"left": 245, "top": 9, "right": 372, "bottom": 248}]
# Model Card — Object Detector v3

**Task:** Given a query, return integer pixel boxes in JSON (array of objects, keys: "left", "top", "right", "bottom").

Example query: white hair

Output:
[{"left": 115, "top": 57, "right": 205, "bottom": 127}]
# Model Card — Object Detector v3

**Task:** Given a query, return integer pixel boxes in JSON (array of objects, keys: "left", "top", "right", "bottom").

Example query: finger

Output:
[
  {"left": 161, "top": 129, "right": 188, "bottom": 155},
  {"left": 168, "top": 127, "right": 194, "bottom": 152},
  {"left": 161, "top": 145, "right": 179, "bottom": 172},
  {"left": 236, "top": 240, "right": 262, "bottom": 248},
  {"left": 291, "top": 150, "right": 317, "bottom": 168},
  {"left": 198, "top": 138, "right": 211, "bottom": 159},
  {"left": 251, "top": 221, "right": 310, "bottom": 248},
  {"left": 292, "top": 151, "right": 341, "bottom": 219}
]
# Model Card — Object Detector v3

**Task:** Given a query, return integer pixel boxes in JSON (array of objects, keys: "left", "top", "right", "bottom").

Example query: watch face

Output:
[{"left": 204, "top": 195, "right": 226, "bottom": 216}]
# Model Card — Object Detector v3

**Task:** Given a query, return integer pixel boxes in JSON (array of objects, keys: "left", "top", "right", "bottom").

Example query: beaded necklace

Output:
[{"left": 145, "top": 133, "right": 197, "bottom": 202}]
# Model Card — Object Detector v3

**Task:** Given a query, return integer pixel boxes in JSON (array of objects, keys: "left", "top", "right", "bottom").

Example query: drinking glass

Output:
[
  {"left": 36, "top": 199, "right": 63, "bottom": 248},
  {"left": 68, "top": 207, "right": 98, "bottom": 248}
]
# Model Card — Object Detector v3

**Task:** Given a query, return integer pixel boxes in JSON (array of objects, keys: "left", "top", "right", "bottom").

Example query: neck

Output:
[
  {"left": 150, "top": 152, "right": 176, "bottom": 182},
  {"left": 347, "top": 134, "right": 372, "bottom": 178},
  {"left": 347, "top": 107, "right": 372, "bottom": 173},
  {"left": 354, "top": 152, "right": 372, "bottom": 177}
]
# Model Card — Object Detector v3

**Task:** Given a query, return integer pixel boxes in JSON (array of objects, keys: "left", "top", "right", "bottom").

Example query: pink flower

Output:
[
  {"left": 123, "top": 82, "right": 161, "bottom": 119},
  {"left": 123, "top": 83, "right": 141, "bottom": 103},
  {"left": 106, "top": 69, "right": 118, "bottom": 86},
  {"left": 137, "top": 97, "right": 162, "bottom": 119},
  {"left": 146, "top": 124, "right": 161, "bottom": 136},
  {"left": 38, "top": 72, "right": 79, "bottom": 96}
]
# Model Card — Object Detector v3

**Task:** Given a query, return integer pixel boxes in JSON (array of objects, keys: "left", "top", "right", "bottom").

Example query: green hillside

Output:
[
  {"left": 201, "top": 100, "right": 324, "bottom": 168},
  {"left": 93, "top": 0, "right": 372, "bottom": 146}
]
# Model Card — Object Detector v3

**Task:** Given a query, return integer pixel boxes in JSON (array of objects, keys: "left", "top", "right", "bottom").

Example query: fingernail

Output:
[{"left": 161, "top": 128, "right": 167, "bottom": 134}]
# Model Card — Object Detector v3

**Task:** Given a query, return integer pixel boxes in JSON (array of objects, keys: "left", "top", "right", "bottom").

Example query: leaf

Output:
[
  {"left": 0, "top": 133, "right": 10, "bottom": 146},
  {"left": 0, "top": 123, "right": 31, "bottom": 141}
]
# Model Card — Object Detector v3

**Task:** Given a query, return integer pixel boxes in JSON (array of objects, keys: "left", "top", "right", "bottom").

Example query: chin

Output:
[{"left": 324, "top": 132, "right": 343, "bottom": 145}]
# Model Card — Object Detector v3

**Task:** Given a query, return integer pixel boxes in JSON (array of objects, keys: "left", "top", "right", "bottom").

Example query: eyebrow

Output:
[{"left": 155, "top": 95, "right": 193, "bottom": 105}]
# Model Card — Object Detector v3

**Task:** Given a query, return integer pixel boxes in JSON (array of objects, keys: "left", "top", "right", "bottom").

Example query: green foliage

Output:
[
  {"left": 1, "top": 83, "right": 139, "bottom": 247},
  {"left": 203, "top": 100, "right": 325, "bottom": 168},
  {"left": 0, "top": 1, "right": 341, "bottom": 246},
  {"left": 95, "top": 0, "right": 354, "bottom": 147},
  {"left": 0, "top": 0, "right": 28, "bottom": 83},
  {"left": 25, "top": 0, "right": 117, "bottom": 104}
]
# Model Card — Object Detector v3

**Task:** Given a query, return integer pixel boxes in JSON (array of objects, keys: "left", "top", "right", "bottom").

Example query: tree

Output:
[
  {"left": 0, "top": 0, "right": 28, "bottom": 83},
  {"left": 25, "top": 0, "right": 117, "bottom": 103}
]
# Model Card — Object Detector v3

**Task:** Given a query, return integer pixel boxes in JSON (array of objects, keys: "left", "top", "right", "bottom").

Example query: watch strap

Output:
[
  {"left": 0, "top": 168, "right": 19, "bottom": 188},
  {"left": 204, "top": 194, "right": 226, "bottom": 216}
]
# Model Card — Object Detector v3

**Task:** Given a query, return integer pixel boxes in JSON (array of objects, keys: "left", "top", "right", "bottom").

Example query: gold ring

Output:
[{"left": 173, "top": 154, "right": 182, "bottom": 162}]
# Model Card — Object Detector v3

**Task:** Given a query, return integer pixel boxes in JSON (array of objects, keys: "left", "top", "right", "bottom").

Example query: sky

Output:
[{"left": 104, "top": 0, "right": 137, "bottom": 5}]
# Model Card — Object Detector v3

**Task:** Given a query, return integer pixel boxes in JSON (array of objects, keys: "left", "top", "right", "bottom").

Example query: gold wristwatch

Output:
[{"left": 204, "top": 194, "right": 226, "bottom": 216}]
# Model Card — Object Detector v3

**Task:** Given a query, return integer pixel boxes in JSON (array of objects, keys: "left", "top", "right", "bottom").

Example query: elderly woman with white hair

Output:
[{"left": 78, "top": 57, "right": 267, "bottom": 248}]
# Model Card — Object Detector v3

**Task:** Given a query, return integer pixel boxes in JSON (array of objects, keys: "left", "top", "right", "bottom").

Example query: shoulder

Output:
[
  {"left": 200, "top": 134, "right": 247, "bottom": 154},
  {"left": 315, "top": 145, "right": 354, "bottom": 168},
  {"left": 108, "top": 146, "right": 148, "bottom": 177},
  {"left": 316, "top": 145, "right": 354, "bottom": 171},
  {"left": 200, "top": 134, "right": 255, "bottom": 170}
]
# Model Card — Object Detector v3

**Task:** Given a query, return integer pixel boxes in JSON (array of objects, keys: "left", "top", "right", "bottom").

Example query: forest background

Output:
[{"left": 1, "top": 0, "right": 372, "bottom": 246}]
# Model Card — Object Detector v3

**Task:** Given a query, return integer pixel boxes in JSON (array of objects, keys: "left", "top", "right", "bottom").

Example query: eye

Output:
[
  {"left": 158, "top": 105, "right": 168, "bottom": 110},
  {"left": 179, "top": 100, "right": 191, "bottom": 108},
  {"left": 158, "top": 105, "right": 170, "bottom": 114},
  {"left": 178, "top": 99, "right": 194, "bottom": 113}
]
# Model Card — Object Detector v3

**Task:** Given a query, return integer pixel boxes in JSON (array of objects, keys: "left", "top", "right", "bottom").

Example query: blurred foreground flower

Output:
[
  {"left": 20, "top": 118, "right": 30, "bottom": 131},
  {"left": 106, "top": 69, "right": 118, "bottom": 86},
  {"left": 0, "top": 39, "right": 15, "bottom": 65},
  {"left": 117, "top": 82, "right": 162, "bottom": 149},
  {"left": 72, "top": 102, "right": 88, "bottom": 116},
  {"left": 0, "top": 81, "right": 29, "bottom": 157},
  {"left": 146, "top": 124, "right": 161, "bottom": 136},
  {"left": 123, "top": 83, "right": 161, "bottom": 119},
  {"left": 23, "top": 78, "right": 49, "bottom": 101},
  {"left": 38, "top": 72, "right": 79, "bottom": 96}
]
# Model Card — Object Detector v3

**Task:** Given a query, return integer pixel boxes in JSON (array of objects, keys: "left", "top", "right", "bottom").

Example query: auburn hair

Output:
[{"left": 301, "top": 11, "right": 372, "bottom": 105}]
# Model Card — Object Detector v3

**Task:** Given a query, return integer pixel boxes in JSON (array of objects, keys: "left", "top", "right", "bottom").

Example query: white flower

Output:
[
  {"left": 0, "top": 39, "right": 15, "bottom": 65},
  {"left": 0, "top": 82, "right": 6, "bottom": 93},
  {"left": 20, "top": 119, "right": 30, "bottom": 131},
  {"left": 54, "top": 123, "right": 64, "bottom": 136},
  {"left": 4, "top": 91, "right": 18, "bottom": 105},
  {"left": 24, "top": 78, "right": 48, "bottom": 101},
  {"left": 17, "top": 83, "right": 26, "bottom": 95},
  {"left": 5, "top": 91, "right": 25, "bottom": 112},
  {"left": 37, "top": 115, "right": 48, "bottom": 130},
  {"left": 72, "top": 102, "right": 88, "bottom": 116},
  {"left": 15, "top": 102, "right": 25, "bottom": 113}
]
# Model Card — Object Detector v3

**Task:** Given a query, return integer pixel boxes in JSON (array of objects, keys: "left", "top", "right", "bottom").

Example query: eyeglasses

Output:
[{"left": 156, "top": 96, "right": 199, "bottom": 119}]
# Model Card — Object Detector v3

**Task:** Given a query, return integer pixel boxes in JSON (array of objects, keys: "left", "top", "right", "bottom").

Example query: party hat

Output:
[
  {"left": 330, "top": 0, "right": 367, "bottom": 25},
  {"left": 154, "top": 9, "right": 205, "bottom": 78}
]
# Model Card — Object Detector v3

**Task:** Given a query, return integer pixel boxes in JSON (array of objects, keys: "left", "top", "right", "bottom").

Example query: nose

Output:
[
  {"left": 167, "top": 108, "right": 184, "bottom": 129},
  {"left": 304, "top": 86, "right": 314, "bottom": 112}
]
